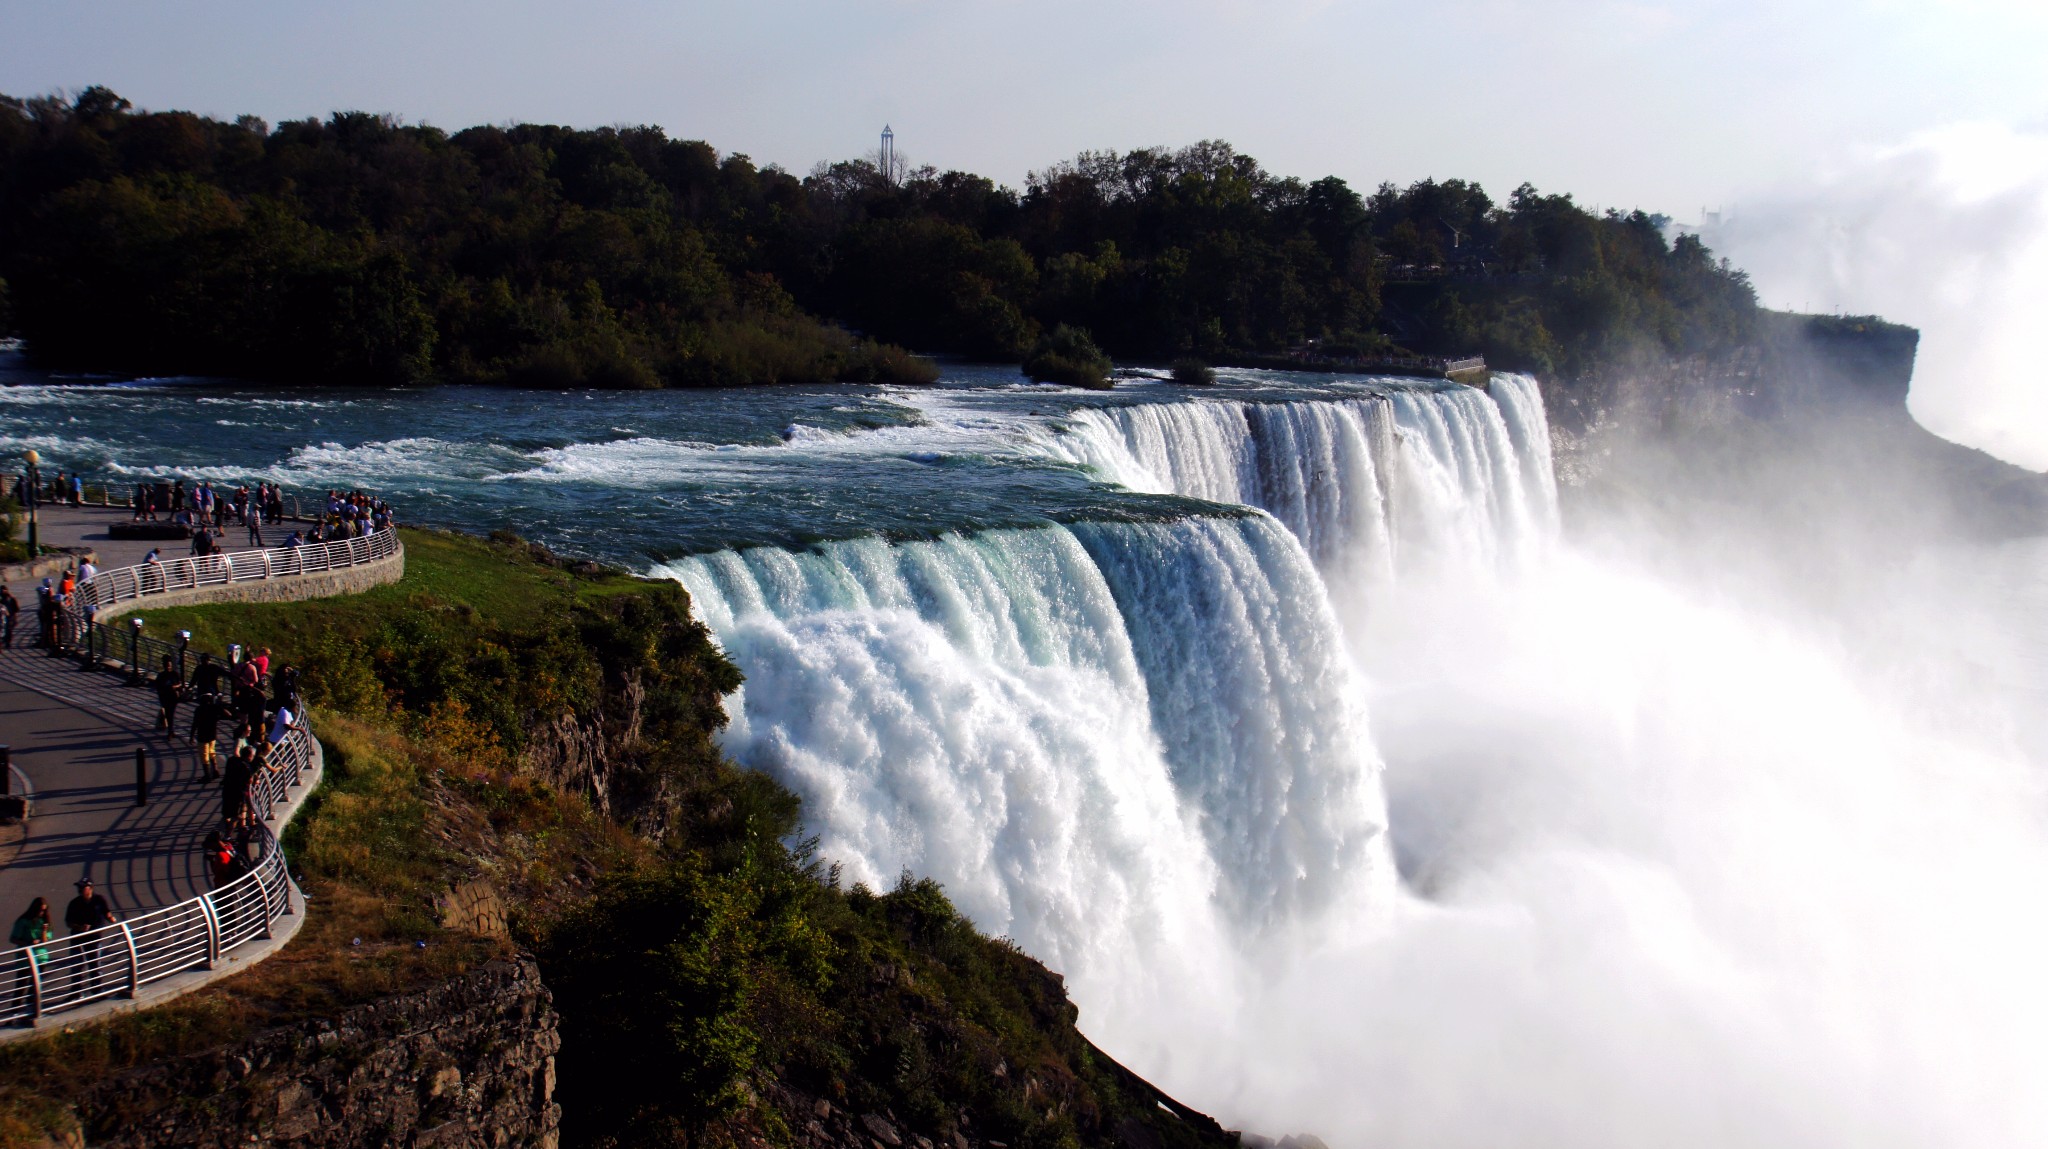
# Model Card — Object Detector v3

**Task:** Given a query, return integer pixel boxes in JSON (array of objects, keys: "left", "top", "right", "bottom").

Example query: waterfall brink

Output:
[
  {"left": 1042, "top": 398, "right": 1397, "bottom": 581},
  {"left": 1039, "top": 374, "right": 1558, "bottom": 582},
  {"left": 661, "top": 516, "right": 1392, "bottom": 999}
]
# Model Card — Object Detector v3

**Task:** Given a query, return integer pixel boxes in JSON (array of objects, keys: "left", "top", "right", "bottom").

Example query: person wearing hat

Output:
[{"left": 63, "top": 879, "right": 115, "bottom": 993}]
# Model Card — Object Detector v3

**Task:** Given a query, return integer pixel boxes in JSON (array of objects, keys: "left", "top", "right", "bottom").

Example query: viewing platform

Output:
[{"left": 0, "top": 489, "right": 402, "bottom": 1036}]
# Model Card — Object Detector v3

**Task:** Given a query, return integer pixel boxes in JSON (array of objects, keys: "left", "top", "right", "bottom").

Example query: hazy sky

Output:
[
  {"left": 1, "top": 0, "right": 2039, "bottom": 212},
  {"left": 4, "top": 0, "right": 2047, "bottom": 462}
]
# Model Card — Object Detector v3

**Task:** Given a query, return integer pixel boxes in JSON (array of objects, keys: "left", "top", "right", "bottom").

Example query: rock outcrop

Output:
[{"left": 63, "top": 957, "right": 558, "bottom": 1149}]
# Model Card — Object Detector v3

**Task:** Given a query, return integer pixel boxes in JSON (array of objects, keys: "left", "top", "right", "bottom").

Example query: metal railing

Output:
[
  {"left": 0, "top": 530, "right": 399, "bottom": 1027},
  {"left": 73, "top": 528, "right": 400, "bottom": 617},
  {"left": 0, "top": 700, "right": 313, "bottom": 1027}
]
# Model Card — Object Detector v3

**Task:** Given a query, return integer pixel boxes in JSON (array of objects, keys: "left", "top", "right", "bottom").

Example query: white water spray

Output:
[{"left": 668, "top": 371, "right": 2048, "bottom": 1146}]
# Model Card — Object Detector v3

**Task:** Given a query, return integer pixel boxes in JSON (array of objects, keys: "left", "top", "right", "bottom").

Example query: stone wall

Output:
[{"left": 63, "top": 957, "right": 559, "bottom": 1149}]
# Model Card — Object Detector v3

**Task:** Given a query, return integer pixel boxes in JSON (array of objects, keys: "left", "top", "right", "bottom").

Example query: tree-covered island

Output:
[{"left": 0, "top": 88, "right": 1757, "bottom": 390}]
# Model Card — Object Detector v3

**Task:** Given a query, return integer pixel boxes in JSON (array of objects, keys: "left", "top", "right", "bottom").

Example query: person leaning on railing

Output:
[{"left": 9, "top": 898, "right": 51, "bottom": 1013}]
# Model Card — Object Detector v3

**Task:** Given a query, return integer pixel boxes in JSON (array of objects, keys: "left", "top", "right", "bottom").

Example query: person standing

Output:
[
  {"left": 266, "top": 696, "right": 299, "bottom": 752},
  {"left": 234, "top": 657, "right": 265, "bottom": 729},
  {"left": 9, "top": 897, "right": 52, "bottom": 1011},
  {"left": 9, "top": 899, "right": 51, "bottom": 958},
  {"left": 0, "top": 585, "right": 17, "bottom": 648},
  {"left": 192, "top": 688, "right": 224, "bottom": 781},
  {"left": 63, "top": 880, "right": 115, "bottom": 993},
  {"left": 152, "top": 656, "right": 185, "bottom": 737},
  {"left": 269, "top": 665, "right": 299, "bottom": 719},
  {"left": 221, "top": 740, "right": 255, "bottom": 829}
]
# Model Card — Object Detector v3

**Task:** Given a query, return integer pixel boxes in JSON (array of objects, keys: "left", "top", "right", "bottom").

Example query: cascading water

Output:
[
  {"left": 660, "top": 512, "right": 1396, "bottom": 1019},
  {"left": 663, "top": 374, "right": 1558, "bottom": 1103},
  {"left": 1037, "top": 375, "right": 1557, "bottom": 587}
]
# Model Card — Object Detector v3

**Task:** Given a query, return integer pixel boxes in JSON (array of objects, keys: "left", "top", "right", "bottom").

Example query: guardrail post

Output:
[
  {"left": 259, "top": 871, "right": 276, "bottom": 940},
  {"left": 24, "top": 949, "right": 42, "bottom": 1026},
  {"left": 118, "top": 922, "right": 139, "bottom": 998},
  {"left": 197, "top": 894, "right": 221, "bottom": 968}
]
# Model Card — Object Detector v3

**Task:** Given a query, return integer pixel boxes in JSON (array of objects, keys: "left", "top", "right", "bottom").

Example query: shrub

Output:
[
  {"left": 1021, "top": 324, "right": 1112, "bottom": 390},
  {"left": 1169, "top": 357, "right": 1215, "bottom": 385},
  {"left": 839, "top": 340, "right": 941, "bottom": 386}
]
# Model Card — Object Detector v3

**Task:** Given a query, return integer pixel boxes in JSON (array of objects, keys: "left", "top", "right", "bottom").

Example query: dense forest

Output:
[{"left": 0, "top": 87, "right": 1759, "bottom": 388}]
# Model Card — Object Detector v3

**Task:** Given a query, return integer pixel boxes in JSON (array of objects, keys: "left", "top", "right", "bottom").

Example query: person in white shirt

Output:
[{"left": 266, "top": 704, "right": 298, "bottom": 747}]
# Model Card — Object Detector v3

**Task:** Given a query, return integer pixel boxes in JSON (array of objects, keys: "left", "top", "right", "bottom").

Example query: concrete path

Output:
[
  {"left": 5, "top": 503, "right": 199, "bottom": 602},
  {"left": 0, "top": 648, "right": 209, "bottom": 921}
]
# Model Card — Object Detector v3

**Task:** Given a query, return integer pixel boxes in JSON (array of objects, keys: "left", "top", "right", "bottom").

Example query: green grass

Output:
[{"left": 130, "top": 526, "right": 658, "bottom": 658}]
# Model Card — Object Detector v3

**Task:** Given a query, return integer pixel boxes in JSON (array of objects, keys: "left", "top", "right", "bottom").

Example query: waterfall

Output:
[
  {"left": 661, "top": 375, "right": 1560, "bottom": 1111},
  {"left": 662, "top": 518, "right": 1391, "bottom": 968},
  {"left": 1042, "top": 399, "right": 1397, "bottom": 584},
  {"left": 662, "top": 376, "right": 1554, "bottom": 962},
  {"left": 1039, "top": 375, "right": 1557, "bottom": 585}
]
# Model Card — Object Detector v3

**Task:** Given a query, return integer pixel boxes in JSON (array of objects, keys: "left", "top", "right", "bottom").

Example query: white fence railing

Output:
[
  {"left": 1, "top": 529, "right": 400, "bottom": 1028},
  {"left": 0, "top": 717, "right": 313, "bottom": 1026},
  {"left": 77, "top": 528, "right": 400, "bottom": 616}
]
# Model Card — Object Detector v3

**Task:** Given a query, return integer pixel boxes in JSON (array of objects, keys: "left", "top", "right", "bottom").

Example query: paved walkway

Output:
[
  {"left": 5, "top": 503, "right": 190, "bottom": 602},
  {"left": 0, "top": 647, "right": 209, "bottom": 921}
]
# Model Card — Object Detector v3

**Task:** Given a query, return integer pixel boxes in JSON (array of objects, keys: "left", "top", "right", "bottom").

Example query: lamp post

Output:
[
  {"left": 177, "top": 630, "right": 191, "bottom": 683},
  {"left": 22, "top": 448, "right": 38, "bottom": 556},
  {"left": 128, "top": 617, "right": 144, "bottom": 685}
]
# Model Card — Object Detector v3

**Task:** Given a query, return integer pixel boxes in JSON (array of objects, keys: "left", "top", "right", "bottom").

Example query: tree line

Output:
[{"left": 0, "top": 87, "right": 1759, "bottom": 388}]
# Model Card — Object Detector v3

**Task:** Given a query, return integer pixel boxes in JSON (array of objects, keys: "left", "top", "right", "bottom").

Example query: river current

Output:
[{"left": 7, "top": 357, "right": 2048, "bottom": 1149}]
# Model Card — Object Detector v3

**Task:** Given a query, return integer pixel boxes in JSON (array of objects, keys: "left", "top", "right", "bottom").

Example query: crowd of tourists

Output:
[
  {"left": 5, "top": 640, "right": 300, "bottom": 1005},
  {"left": 126, "top": 479, "right": 395, "bottom": 553},
  {"left": 157, "top": 644, "right": 303, "bottom": 888},
  {"left": 4, "top": 476, "right": 395, "bottom": 1007},
  {"left": 1, "top": 479, "right": 397, "bottom": 652}
]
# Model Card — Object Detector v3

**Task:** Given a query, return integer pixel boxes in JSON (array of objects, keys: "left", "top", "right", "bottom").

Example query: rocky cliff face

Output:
[
  {"left": 62, "top": 958, "right": 559, "bottom": 1149},
  {"left": 1544, "top": 311, "right": 2048, "bottom": 536}
]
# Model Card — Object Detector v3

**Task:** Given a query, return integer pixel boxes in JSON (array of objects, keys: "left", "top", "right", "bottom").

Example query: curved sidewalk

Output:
[
  {"left": 0, "top": 503, "right": 394, "bottom": 1033},
  {"left": 0, "top": 649, "right": 209, "bottom": 923}
]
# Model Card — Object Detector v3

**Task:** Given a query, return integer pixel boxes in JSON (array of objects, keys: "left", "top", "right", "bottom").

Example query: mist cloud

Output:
[{"left": 1708, "top": 123, "right": 2048, "bottom": 470}]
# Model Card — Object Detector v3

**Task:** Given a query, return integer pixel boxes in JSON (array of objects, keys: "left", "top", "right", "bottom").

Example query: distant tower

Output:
[{"left": 880, "top": 125, "right": 896, "bottom": 185}]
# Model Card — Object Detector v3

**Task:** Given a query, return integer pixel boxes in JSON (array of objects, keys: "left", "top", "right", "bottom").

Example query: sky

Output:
[{"left": 3, "top": 0, "right": 2046, "bottom": 463}]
